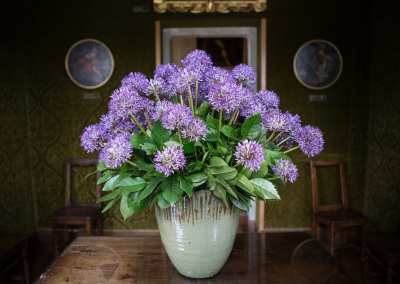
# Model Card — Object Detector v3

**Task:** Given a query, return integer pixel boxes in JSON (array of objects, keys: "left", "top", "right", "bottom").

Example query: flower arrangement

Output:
[{"left": 81, "top": 50, "right": 324, "bottom": 219}]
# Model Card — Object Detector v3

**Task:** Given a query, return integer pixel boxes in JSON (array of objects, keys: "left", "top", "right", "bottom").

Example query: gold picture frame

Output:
[
  {"left": 65, "top": 39, "right": 114, "bottom": 89},
  {"left": 293, "top": 39, "right": 343, "bottom": 90}
]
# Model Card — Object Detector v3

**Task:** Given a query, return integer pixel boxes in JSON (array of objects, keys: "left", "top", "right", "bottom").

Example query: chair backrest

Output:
[
  {"left": 310, "top": 160, "right": 347, "bottom": 212},
  {"left": 65, "top": 158, "right": 102, "bottom": 207}
]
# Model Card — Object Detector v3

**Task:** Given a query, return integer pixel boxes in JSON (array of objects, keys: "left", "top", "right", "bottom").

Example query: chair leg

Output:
[
  {"left": 86, "top": 221, "right": 92, "bottom": 236},
  {"left": 330, "top": 224, "right": 336, "bottom": 255},
  {"left": 52, "top": 220, "right": 59, "bottom": 257},
  {"left": 311, "top": 216, "right": 318, "bottom": 238},
  {"left": 97, "top": 217, "right": 103, "bottom": 236}
]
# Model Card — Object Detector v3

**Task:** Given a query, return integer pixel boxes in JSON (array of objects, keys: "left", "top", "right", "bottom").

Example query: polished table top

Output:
[{"left": 38, "top": 232, "right": 355, "bottom": 283}]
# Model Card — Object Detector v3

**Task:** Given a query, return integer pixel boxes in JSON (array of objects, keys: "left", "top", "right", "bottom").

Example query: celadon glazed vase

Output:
[{"left": 155, "top": 190, "right": 240, "bottom": 278}]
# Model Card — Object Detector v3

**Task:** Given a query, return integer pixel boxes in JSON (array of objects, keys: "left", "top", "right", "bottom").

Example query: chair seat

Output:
[
  {"left": 315, "top": 209, "right": 368, "bottom": 224},
  {"left": 51, "top": 206, "right": 102, "bottom": 221}
]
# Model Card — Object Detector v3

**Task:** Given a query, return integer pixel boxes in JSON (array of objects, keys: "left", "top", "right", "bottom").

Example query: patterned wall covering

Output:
[
  {"left": 364, "top": 0, "right": 400, "bottom": 231},
  {"left": 0, "top": 2, "right": 36, "bottom": 234},
  {"left": 1, "top": 0, "right": 397, "bottom": 234}
]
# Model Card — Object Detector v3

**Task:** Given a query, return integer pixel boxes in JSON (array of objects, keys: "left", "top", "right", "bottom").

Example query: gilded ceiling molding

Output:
[{"left": 153, "top": 0, "right": 267, "bottom": 13}]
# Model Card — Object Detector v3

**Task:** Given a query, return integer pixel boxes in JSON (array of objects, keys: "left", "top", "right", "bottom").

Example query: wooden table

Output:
[{"left": 37, "top": 232, "right": 355, "bottom": 283}]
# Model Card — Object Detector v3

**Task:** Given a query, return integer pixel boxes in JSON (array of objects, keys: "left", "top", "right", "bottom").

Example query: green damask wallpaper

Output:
[{"left": 0, "top": 0, "right": 398, "bottom": 234}]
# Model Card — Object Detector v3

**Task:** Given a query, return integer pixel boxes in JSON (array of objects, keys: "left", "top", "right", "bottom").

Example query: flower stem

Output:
[
  {"left": 228, "top": 108, "right": 239, "bottom": 125},
  {"left": 284, "top": 145, "right": 300, "bottom": 154},
  {"left": 195, "top": 82, "right": 199, "bottom": 112},
  {"left": 179, "top": 95, "right": 185, "bottom": 106},
  {"left": 277, "top": 134, "right": 292, "bottom": 146},
  {"left": 262, "top": 130, "right": 276, "bottom": 147},
  {"left": 130, "top": 114, "right": 149, "bottom": 137},
  {"left": 272, "top": 131, "right": 284, "bottom": 142},
  {"left": 143, "top": 112, "right": 153, "bottom": 130},
  {"left": 126, "top": 160, "right": 137, "bottom": 167},
  {"left": 155, "top": 94, "right": 161, "bottom": 102},
  {"left": 177, "top": 125, "right": 183, "bottom": 145},
  {"left": 217, "top": 111, "right": 223, "bottom": 150},
  {"left": 233, "top": 162, "right": 242, "bottom": 168},
  {"left": 188, "top": 86, "right": 195, "bottom": 117}
]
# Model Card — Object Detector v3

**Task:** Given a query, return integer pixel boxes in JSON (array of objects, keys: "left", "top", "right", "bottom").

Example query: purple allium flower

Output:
[
  {"left": 206, "top": 67, "right": 235, "bottom": 86},
  {"left": 261, "top": 109, "right": 292, "bottom": 132},
  {"left": 206, "top": 81, "right": 243, "bottom": 113},
  {"left": 181, "top": 117, "right": 208, "bottom": 142},
  {"left": 181, "top": 49, "right": 213, "bottom": 82},
  {"left": 116, "top": 120, "right": 139, "bottom": 134},
  {"left": 148, "top": 76, "right": 165, "bottom": 97},
  {"left": 81, "top": 124, "right": 104, "bottom": 153},
  {"left": 155, "top": 63, "right": 179, "bottom": 80},
  {"left": 99, "top": 132, "right": 133, "bottom": 169},
  {"left": 154, "top": 145, "right": 186, "bottom": 177},
  {"left": 121, "top": 72, "right": 150, "bottom": 96},
  {"left": 255, "top": 90, "right": 280, "bottom": 109},
  {"left": 239, "top": 90, "right": 264, "bottom": 118},
  {"left": 293, "top": 125, "right": 325, "bottom": 157},
  {"left": 231, "top": 64, "right": 256, "bottom": 89},
  {"left": 161, "top": 103, "right": 193, "bottom": 130},
  {"left": 171, "top": 68, "right": 191, "bottom": 95},
  {"left": 234, "top": 140, "right": 265, "bottom": 171},
  {"left": 151, "top": 100, "right": 174, "bottom": 122},
  {"left": 271, "top": 159, "right": 299, "bottom": 183},
  {"left": 99, "top": 113, "right": 120, "bottom": 137}
]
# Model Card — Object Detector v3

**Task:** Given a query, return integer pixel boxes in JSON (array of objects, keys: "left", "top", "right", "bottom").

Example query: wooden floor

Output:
[{"left": 3, "top": 214, "right": 397, "bottom": 283}]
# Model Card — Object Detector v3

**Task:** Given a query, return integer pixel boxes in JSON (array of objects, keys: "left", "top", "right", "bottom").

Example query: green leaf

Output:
[
  {"left": 186, "top": 173, "right": 207, "bottom": 183},
  {"left": 195, "top": 101, "right": 210, "bottom": 117},
  {"left": 135, "top": 160, "right": 155, "bottom": 172},
  {"left": 157, "top": 194, "right": 170, "bottom": 210},
  {"left": 179, "top": 176, "right": 194, "bottom": 197},
  {"left": 151, "top": 120, "right": 171, "bottom": 149},
  {"left": 221, "top": 125, "right": 240, "bottom": 141},
  {"left": 97, "top": 173, "right": 113, "bottom": 184},
  {"left": 247, "top": 124, "right": 263, "bottom": 140},
  {"left": 250, "top": 178, "right": 280, "bottom": 201},
  {"left": 216, "top": 177, "right": 238, "bottom": 199},
  {"left": 161, "top": 175, "right": 184, "bottom": 204},
  {"left": 206, "top": 132, "right": 219, "bottom": 142},
  {"left": 241, "top": 113, "right": 262, "bottom": 137},
  {"left": 138, "top": 176, "right": 164, "bottom": 202},
  {"left": 195, "top": 161, "right": 203, "bottom": 171},
  {"left": 264, "top": 142, "right": 281, "bottom": 151},
  {"left": 164, "top": 140, "right": 182, "bottom": 148},
  {"left": 206, "top": 114, "right": 219, "bottom": 130},
  {"left": 228, "top": 194, "right": 250, "bottom": 211},
  {"left": 120, "top": 195, "right": 135, "bottom": 220},
  {"left": 127, "top": 191, "right": 152, "bottom": 213},
  {"left": 183, "top": 142, "right": 195, "bottom": 154},
  {"left": 141, "top": 142, "right": 158, "bottom": 155},
  {"left": 206, "top": 169, "right": 216, "bottom": 191},
  {"left": 97, "top": 188, "right": 122, "bottom": 203},
  {"left": 236, "top": 174, "right": 255, "bottom": 195},
  {"left": 250, "top": 160, "right": 269, "bottom": 179},
  {"left": 120, "top": 177, "right": 147, "bottom": 192},
  {"left": 210, "top": 166, "right": 238, "bottom": 180},
  {"left": 213, "top": 183, "right": 229, "bottom": 207},
  {"left": 209, "top": 156, "right": 228, "bottom": 167},
  {"left": 102, "top": 196, "right": 120, "bottom": 213},
  {"left": 239, "top": 167, "right": 252, "bottom": 178},
  {"left": 97, "top": 161, "right": 107, "bottom": 171},
  {"left": 102, "top": 175, "right": 120, "bottom": 191},
  {"left": 130, "top": 133, "right": 150, "bottom": 149}
]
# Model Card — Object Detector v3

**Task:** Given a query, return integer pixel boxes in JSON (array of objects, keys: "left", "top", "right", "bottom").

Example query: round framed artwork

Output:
[
  {"left": 65, "top": 39, "right": 114, "bottom": 89},
  {"left": 293, "top": 39, "right": 343, "bottom": 90}
]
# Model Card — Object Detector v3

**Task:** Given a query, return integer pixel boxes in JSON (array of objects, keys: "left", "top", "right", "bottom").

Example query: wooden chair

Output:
[
  {"left": 310, "top": 160, "right": 369, "bottom": 255},
  {"left": 51, "top": 158, "right": 103, "bottom": 257}
]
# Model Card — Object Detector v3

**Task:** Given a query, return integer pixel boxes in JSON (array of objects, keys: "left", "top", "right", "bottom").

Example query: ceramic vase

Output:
[{"left": 155, "top": 190, "right": 240, "bottom": 278}]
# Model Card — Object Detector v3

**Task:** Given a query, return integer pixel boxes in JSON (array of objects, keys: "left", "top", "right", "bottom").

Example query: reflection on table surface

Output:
[{"left": 38, "top": 232, "right": 355, "bottom": 283}]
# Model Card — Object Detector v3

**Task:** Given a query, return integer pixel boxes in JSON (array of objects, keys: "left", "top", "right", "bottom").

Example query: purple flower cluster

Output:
[
  {"left": 234, "top": 140, "right": 265, "bottom": 171},
  {"left": 271, "top": 159, "right": 298, "bottom": 183},
  {"left": 99, "top": 132, "right": 133, "bottom": 169},
  {"left": 181, "top": 117, "right": 208, "bottom": 142},
  {"left": 181, "top": 49, "right": 213, "bottom": 82},
  {"left": 255, "top": 90, "right": 280, "bottom": 109},
  {"left": 121, "top": 72, "right": 150, "bottom": 95},
  {"left": 232, "top": 64, "right": 256, "bottom": 89},
  {"left": 161, "top": 103, "right": 193, "bottom": 130},
  {"left": 293, "top": 126, "right": 325, "bottom": 157},
  {"left": 206, "top": 81, "right": 243, "bottom": 113},
  {"left": 154, "top": 146, "right": 186, "bottom": 177}
]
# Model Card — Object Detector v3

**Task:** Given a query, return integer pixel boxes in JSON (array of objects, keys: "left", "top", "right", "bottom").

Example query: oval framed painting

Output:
[
  {"left": 293, "top": 39, "right": 343, "bottom": 90},
  {"left": 65, "top": 39, "right": 114, "bottom": 89}
]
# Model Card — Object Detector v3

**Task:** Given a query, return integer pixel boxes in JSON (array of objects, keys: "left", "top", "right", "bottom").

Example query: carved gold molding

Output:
[{"left": 153, "top": 0, "right": 267, "bottom": 13}]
